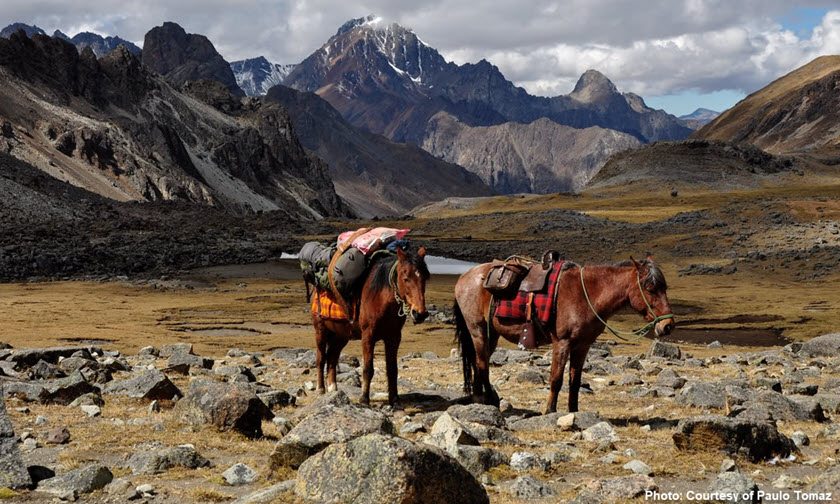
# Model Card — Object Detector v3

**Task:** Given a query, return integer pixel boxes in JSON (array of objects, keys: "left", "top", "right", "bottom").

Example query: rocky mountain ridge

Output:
[{"left": 230, "top": 56, "right": 296, "bottom": 96}]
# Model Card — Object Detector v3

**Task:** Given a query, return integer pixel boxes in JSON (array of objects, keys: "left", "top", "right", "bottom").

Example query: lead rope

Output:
[
  {"left": 389, "top": 260, "right": 411, "bottom": 318},
  {"left": 580, "top": 266, "right": 674, "bottom": 342}
]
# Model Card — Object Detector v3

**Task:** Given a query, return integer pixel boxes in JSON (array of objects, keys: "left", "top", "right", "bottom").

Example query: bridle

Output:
[
  {"left": 388, "top": 260, "right": 412, "bottom": 318},
  {"left": 580, "top": 265, "right": 674, "bottom": 342}
]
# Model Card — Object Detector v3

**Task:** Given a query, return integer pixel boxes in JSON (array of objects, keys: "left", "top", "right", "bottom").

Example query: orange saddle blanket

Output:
[{"left": 311, "top": 290, "right": 347, "bottom": 320}]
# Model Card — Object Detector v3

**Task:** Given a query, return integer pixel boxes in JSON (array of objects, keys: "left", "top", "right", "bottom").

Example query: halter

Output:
[
  {"left": 389, "top": 259, "right": 412, "bottom": 318},
  {"left": 580, "top": 265, "right": 674, "bottom": 342}
]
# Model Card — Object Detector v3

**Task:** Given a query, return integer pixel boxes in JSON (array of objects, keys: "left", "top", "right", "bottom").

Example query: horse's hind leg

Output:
[
  {"left": 568, "top": 344, "right": 589, "bottom": 413},
  {"left": 384, "top": 333, "right": 402, "bottom": 408},
  {"left": 474, "top": 348, "right": 499, "bottom": 407},
  {"left": 325, "top": 334, "right": 348, "bottom": 393},
  {"left": 545, "top": 338, "right": 570, "bottom": 414}
]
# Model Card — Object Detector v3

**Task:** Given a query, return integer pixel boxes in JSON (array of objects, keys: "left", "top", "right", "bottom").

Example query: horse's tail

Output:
[{"left": 453, "top": 300, "right": 475, "bottom": 395}]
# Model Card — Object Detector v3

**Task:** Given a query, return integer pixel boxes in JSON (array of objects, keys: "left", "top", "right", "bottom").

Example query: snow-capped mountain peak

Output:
[{"left": 230, "top": 56, "right": 296, "bottom": 96}]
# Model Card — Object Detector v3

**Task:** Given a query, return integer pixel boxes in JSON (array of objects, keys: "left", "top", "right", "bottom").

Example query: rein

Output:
[
  {"left": 579, "top": 265, "right": 674, "bottom": 342},
  {"left": 388, "top": 259, "right": 411, "bottom": 318}
]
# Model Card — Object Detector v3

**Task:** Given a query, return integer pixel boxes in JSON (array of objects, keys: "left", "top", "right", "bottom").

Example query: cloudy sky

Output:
[{"left": 5, "top": 1, "right": 840, "bottom": 115}]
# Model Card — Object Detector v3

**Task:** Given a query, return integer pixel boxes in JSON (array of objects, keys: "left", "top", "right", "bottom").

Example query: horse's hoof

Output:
[
  {"left": 389, "top": 401, "right": 404, "bottom": 411},
  {"left": 359, "top": 397, "right": 370, "bottom": 406},
  {"left": 317, "top": 388, "right": 326, "bottom": 395}
]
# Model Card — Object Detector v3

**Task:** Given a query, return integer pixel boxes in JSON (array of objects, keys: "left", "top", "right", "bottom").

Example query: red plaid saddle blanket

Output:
[{"left": 494, "top": 261, "right": 565, "bottom": 324}]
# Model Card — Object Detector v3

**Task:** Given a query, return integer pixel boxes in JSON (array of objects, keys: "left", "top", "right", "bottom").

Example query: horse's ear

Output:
[
  {"left": 645, "top": 253, "right": 654, "bottom": 263},
  {"left": 396, "top": 247, "right": 407, "bottom": 262},
  {"left": 629, "top": 256, "right": 641, "bottom": 271},
  {"left": 417, "top": 246, "right": 426, "bottom": 258}
]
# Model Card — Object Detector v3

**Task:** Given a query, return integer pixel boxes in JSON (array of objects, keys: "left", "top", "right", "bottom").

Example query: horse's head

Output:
[
  {"left": 396, "top": 246, "right": 430, "bottom": 323},
  {"left": 628, "top": 255, "right": 675, "bottom": 337}
]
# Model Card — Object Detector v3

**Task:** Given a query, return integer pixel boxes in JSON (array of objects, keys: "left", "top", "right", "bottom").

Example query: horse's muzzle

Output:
[
  {"left": 655, "top": 318, "right": 675, "bottom": 337},
  {"left": 411, "top": 310, "right": 428, "bottom": 324}
]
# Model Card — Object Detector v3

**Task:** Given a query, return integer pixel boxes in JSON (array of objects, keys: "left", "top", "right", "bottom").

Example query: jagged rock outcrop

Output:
[
  {"left": 142, "top": 22, "right": 244, "bottom": 97},
  {"left": 0, "top": 23, "right": 45, "bottom": 39},
  {"left": 53, "top": 30, "right": 141, "bottom": 57},
  {"left": 0, "top": 31, "right": 346, "bottom": 217},
  {"left": 265, "top": 85, "right": 492, "bottom": 216},
  {"left": 423, "top": 112, "right": 640, "bottom": 193}
]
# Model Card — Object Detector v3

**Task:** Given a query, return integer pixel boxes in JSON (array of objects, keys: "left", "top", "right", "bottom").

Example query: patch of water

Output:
[{"left": 282, "top": 252, "right": 477, "bottom": 276}]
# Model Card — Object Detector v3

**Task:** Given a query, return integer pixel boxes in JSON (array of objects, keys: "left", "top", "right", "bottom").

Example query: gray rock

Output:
[
  {"left": 677, "top": 381, "right": 726, "bottom": 409},
  {"left": 216, "top": 365, "right": 256, "bottom": 382},
  {"left": 556, "top": 411, "right": 604, "bottom": 431},
  {"left": 673, "top": 415, "right": 796, "bottom": 462},
  {"left": 270, "top": 392, "right": 394, "bottom": 469},
  {"left": 746, "top": 390, "right": 826, "bottom": 422},
  {"left": 516, "top": 368, "right": 546, "bottom": 384},
  {"left": 798, "top": 333, "right": 840, "bottom": 357},
  {"left": 423, "top": 412, "right": 479, "bottom": 450},
  {"left": 707, "top": 471, "right": 760, "bottom": 503},
  {"left": 232, "top": 480, "right": 295, "bottom": 503},
  {"left": 138, "top": 346, "right": 159, "bottom": 357},
  {"left": 159, "top": 343, "right": 193, "bottom": 357},
  {"left": 618, "top": 374, "right": 643, "bottom": 386},
  {"left": 791, "top": 431, "right": 809, "bottom": 447},
  {"left": 510, "top": 451, "right": 550, "bottom": 471},
  {"left": 587, "top": 475, "right": 657, "bottom": 498},
  {"left": 222, "top": 462, "right": 257, "bottom": 486},
  {"left": 789, "top": 383, "right": 818, "bottom": 396},
  {"left": 80, "top": 405, "right": 101, "bottom": 417},
  {"left": 28, "top": 359, "right": 66, "bottom": 380},
  {"left": 294, "top": 434, "right": 488, "bottom": 504},
  {"left": 506, "top": 475, "right": 556, "bottom": 499},
  {"left": 43, "top": 427, "right": 70, "bottom": 444},
  {"left": 509, "top": 412, "right": 567, "bottom": 432},
  {"left": 167, "top": 352, "right": 213, "bottom": 370},
  {"left": 646, "top": 340, "right": 681, "bottom": 360},
  {"left": 128, "top": 444, "right": 210, "bottom": 474},
  {"left": 258, "top": 390, "right": 295, "bottom": 410},
  {"left": 104, "top": 370, "right": 182, "bottom": 401},
  {"left": 446, "top": 404, "right": 505, "bottom": 428},
  {"left": 270, "top": 348, "right": 310, "bottom": 361},
  {"left": 707, "top": 341, "right": 723, "bottom": 349},
  {"left": 623, "top": 459, "right": 653, "bottom": 476},
  {"left": 69, "top": 393, "right": 104, "bottom": 408},
  {"left": 570, "top": 490, "right": 605, "bottom": 504},
  {"left": 400, "top": 422, "right": 425, "bottom": 435},
  {"left": 0, "top": 396, "right": 32, "bottom": 489},
  {"left": 176, "top": 379, "right": 272, "bottom": 438},
  {"left": 453, "top": 445, "right": 508, "bottom": 477},
  {"left": 582, "top": 421, "right": 618, "bottom": 442},
  {"left": 9, "top": 346, "right": 101, "bottom": 367},
  {"left": 37, "top": 464, "right": 113, "bottom": 498}
]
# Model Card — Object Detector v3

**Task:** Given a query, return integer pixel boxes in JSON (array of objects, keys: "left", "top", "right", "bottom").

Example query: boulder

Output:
[
  {"left": 424, "top": 412, "right": 479, "bottom": 450},
  {"left": 167, "top": 352, "right": 213, "bottom": 370},
  {"left": 159, "top": 343, "right": 193, "bottom": 357},
  {"left": 745, "top": 390, "right": 826, "bottom": 422},
  {"left": 270, "top": 393, "right": 394, "bottom": 469},
  {"left": 222, "top": 463, "right": 257, "bottom": 486},
  {"left": 446, "top": 404, "right": 505, "bottom": 428},
  {"left": 516, "top": 368, "right": 546, "bottom": 384},
  {"left": 257, "top": 390, "right": 295, "bottom": 410},
  {"left": 623, "top": 459, "right": 653, "bottom": 476},
  {"left": 556, "top": 412, "right": 604, "bottom": 431},
  {"left": 40, "top": 371, "right": 98, "bottom": 405},
  {"left": 673, "top": 415, "right": 796, "bottom": 462},
  {"left": 175, "top": 378, "right": 273, "bottom": 438},
  {"left": 0, "top": 396, "right": 32, "bottom": 489},
  {"left": 128, "top": 444, "right": 210, "bottom": 474},
  {"left": 37, "top": 464, "right": 113, "bottom": 499},
  {"left": 104, "top": 370, "right": 182, "bottom": 401},
  {"left": 28, "top": 359, "right": 65, "bottom": 380},
  {"left": 676, "top": 381, "right": 726, "bottom": 409},
  {"left": 510, "top": 451, "right": 550, "bottom": 472},
  {"left": 231, "top": 481, "right": 295, "bottom": 504},
  {"left": 587, "top": 475, "right": 657, "bottom": 498},
  {"left": 9, "top": 346, "right": 101, "bottom": 367},
  {"left": 294, "top": 434, "right": 489, "bottom": 504},
  {"left": 646, "top": 340, "right": 681, "bottom": 360},
  {"left": 798, "top": 333, "right": 840, "bottom": 357},
  {"left": 509, "top": 412, "right": 567, "bottom": 432},
  {"left": 506, "top": 475, "right": 556, "bottom": 499},
  {"left": 582, "top": 421, "right": 619, "bottom": 443},
  {"left": 706, "top": 471, "right": 759, "bottom": 503}
]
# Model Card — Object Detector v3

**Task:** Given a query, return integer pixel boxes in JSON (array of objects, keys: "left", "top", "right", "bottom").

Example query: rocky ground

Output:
[{"left": 1, "top": 333, "right": 840, "bottom": 503}]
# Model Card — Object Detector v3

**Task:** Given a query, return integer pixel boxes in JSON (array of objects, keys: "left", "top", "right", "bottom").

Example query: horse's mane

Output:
[
  {"left": 369, "top": 247, "right": 430, "bottom": 294},
  {"left": 613, "top": 259, "right": 667, "bottom": 291}
]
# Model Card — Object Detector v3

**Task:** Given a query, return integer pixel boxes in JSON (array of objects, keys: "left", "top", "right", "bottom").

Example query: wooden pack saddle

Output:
[{"left": 483, "top": 250, "right": 561, "bottom": 294}]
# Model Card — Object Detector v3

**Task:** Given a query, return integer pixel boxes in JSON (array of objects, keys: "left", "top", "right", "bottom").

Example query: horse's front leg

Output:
[
  {"left": 567, "top": 345, "right": 588, "bottom": 413},
  {"left": 314, "top": 318, "right": 327, "bottom": 395},
  {"left": 384, "top": 333, "right": 402, "bottom": 408},
  {"left": 545, "top": 337, "right": 570, "bottom": 414},
  {"left": 359, "top": 333, "right": 375, "bottom": 406}
]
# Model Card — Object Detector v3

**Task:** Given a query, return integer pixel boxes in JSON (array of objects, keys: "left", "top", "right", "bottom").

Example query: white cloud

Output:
[{"left": 3, "top": 0, "right": 840, "bottom": 99}]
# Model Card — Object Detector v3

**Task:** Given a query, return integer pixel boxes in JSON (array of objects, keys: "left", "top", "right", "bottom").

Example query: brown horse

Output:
[
  {"left": 312, "top": 246, "right": 429, "bottom": 407},
  {"left": 454, "top": 255, "right": 675, "bottom": 414}
]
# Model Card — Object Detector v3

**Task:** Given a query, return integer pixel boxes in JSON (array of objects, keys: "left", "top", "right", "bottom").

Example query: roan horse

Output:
[
  {"left": 312, "top": 246, "right": 429, "bottom": 407},
  {"left": 454, "top": 255, "right": 675, "bottom": 413}
]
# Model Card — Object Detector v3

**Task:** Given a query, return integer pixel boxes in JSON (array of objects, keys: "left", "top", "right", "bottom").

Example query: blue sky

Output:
[{"left": 648, "top": 7, "right": 830, "bottom": 116}]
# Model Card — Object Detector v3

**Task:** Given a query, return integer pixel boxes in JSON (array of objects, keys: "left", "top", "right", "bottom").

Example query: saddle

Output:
[{"left": 483, "top": 250, "right": 561, "bottom": 294}]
